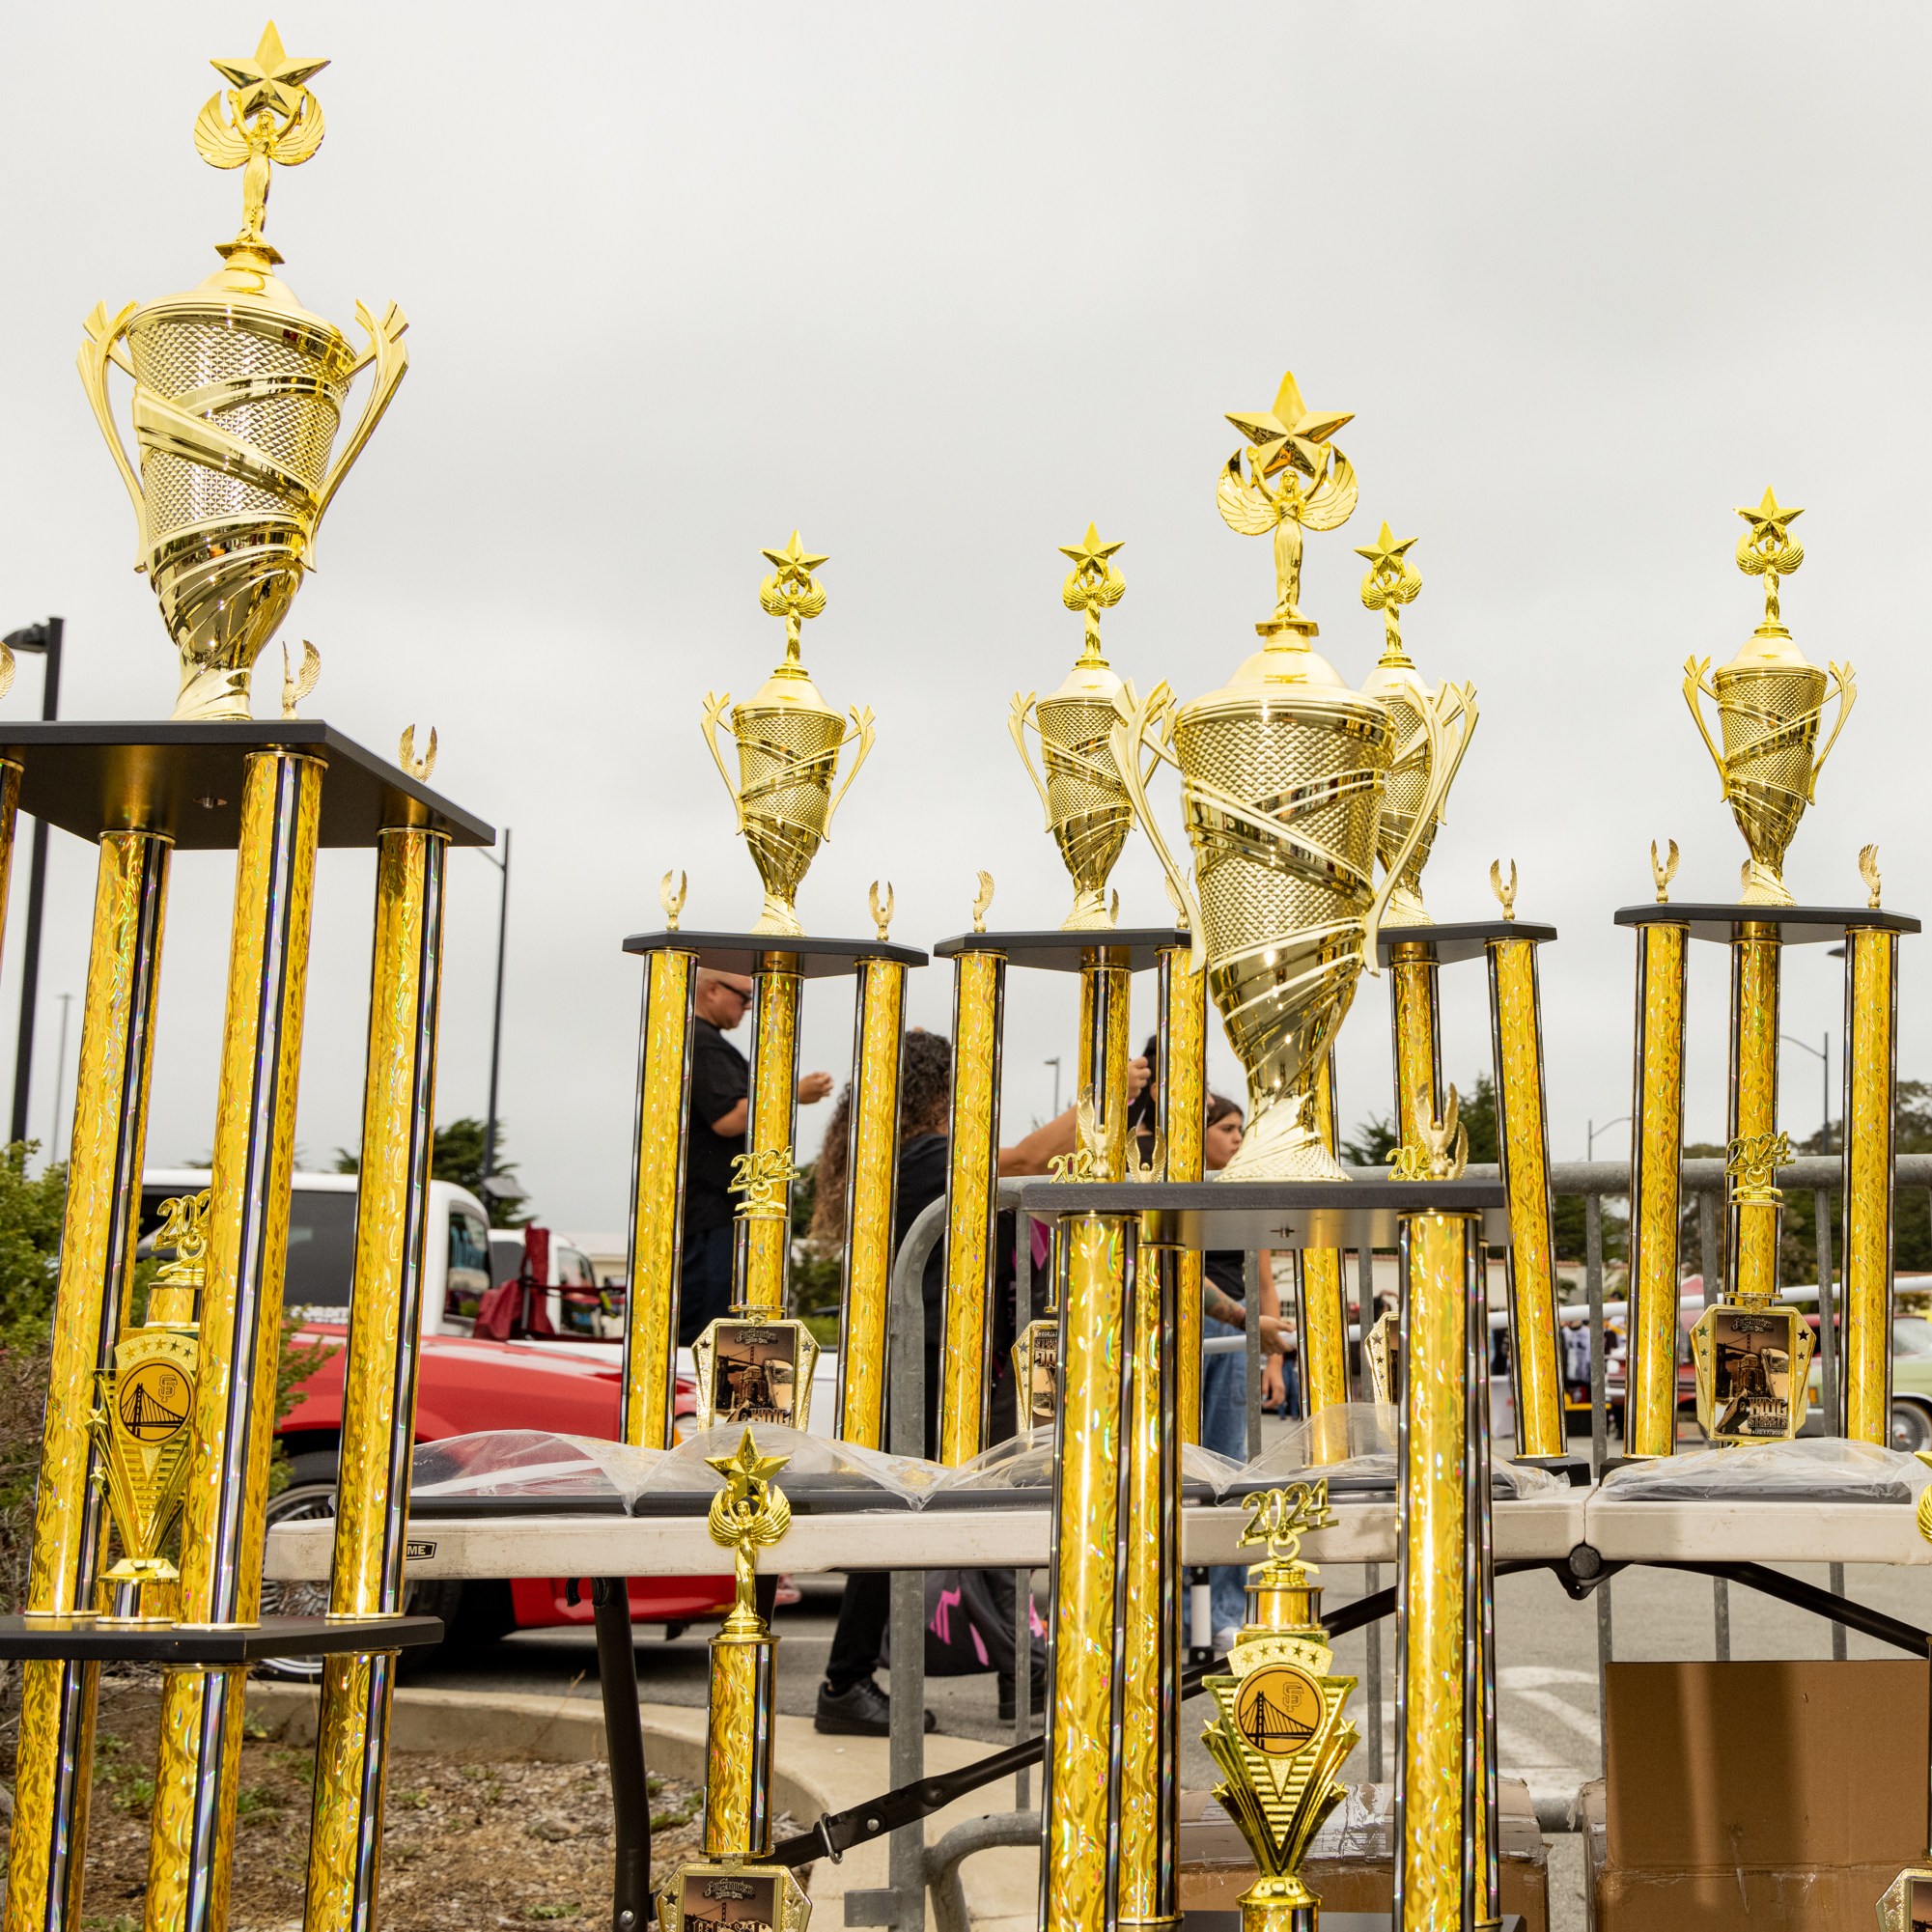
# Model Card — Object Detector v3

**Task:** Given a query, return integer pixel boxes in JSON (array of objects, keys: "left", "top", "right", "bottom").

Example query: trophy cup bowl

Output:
[
  {"left": 1356, "top": 658, "right": 1476, "bottom": 925},
  {"left": 79, "top": 281, "right": 407, "bottom": 722},
  {"left": 1012, "top": 669, "right": 1134, "bottom": 930},
  {"left": 703, "top": 674, "right": 873, "bottom": 938},
  {"left": 1113, "top": 639, "right": 1452, "bottom": 1182}
]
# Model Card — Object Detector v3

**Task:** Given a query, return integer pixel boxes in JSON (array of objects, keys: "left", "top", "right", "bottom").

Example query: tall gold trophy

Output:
[
  {"left": 1200, "top": 1483, "right": 1358, "bottom": 1932},
  {"left": 656, "top": 1432, "right": 810, "bottom": 1932},
  {"left": 1112, "top": 370, "right": 1454, "bottom": 1180}
]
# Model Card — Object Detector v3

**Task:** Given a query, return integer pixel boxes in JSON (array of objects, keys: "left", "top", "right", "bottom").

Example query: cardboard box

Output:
[
  {"left": 1588, "top": 1660, "right": 1930, "bottom": 1931},
  {"left": 1178, "top": 1777, "right": 1549, "bottom": 1931}
]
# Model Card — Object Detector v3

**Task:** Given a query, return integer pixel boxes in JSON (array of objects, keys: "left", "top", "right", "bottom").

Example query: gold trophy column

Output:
[
  {"left": 1295, "top": 1054, "right": 1353, "bottom": 1442},
  {"left": 1040, "top": 1213, "right": 1134, "bottom": 1932},
  {"left": 1484, "top": 873, "right": 1564, "bottom": 1461},
  {"left": 1727, "top": 923, "right": 1782, "bottom": 1305},
  {"left": 145, "top": 749, "right": 322, "bottom": 1932},
  {"left": 1117, "top": 1211, "right": 1182, "bottom": 1932},
  {"left": 621, "top": 893, "right": 697, "bottom": 1449},
  {"left": 1388, "top": 939, "right": 1443, "bottom": 1152},
  {"left": 1078, "top": 947, "right": 1134, "bottom": 1167},
  {"left": 735, "top": 956, "right": 801, "bottom": 1316},
  {"left": 836, "top": 902, "right": 907, "bottom": 1448},
  {"left": 1156, "top": 939, "right": 1207, "bottom": 1442},
  {"left": 7, "top": 828, "right": 170, "bottom": 1932},
  {"left": 1393, "top": 1200, "right": 1498, "bottom": 1932},
  {"left": 938, "top": 909, "right": 1004, "bottom": 1465},
  {"left": 302, "top": 823, "right": 447, "bottom": 1932},
  {"left": 1624, "top": 853, "right": 1690, "bottom": 1460},
  {"left": 1841, "top": 853, "right": 1899, "bottom": 1442}
]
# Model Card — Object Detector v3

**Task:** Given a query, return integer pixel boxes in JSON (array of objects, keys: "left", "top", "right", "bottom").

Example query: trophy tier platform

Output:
[
  {"left": 1373, "top": 916, "right": 1558, "bottom": 966},
  {"left": 1612, "top": 900, "right": 1920, "bottom": 944},
  {"left": 0, "top": 719, "right": 493, "bottom": 850},
  {"left": 621, "top": 929, "right": 927, "bottom": 974},
  {"left": 934, "top": 924, "right": 1190, "bottom": 971}
]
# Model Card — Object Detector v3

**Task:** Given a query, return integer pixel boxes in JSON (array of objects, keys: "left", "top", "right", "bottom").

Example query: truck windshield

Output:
[{"left": 285, "top": 1191, "right": 358, "bottom": 1315}]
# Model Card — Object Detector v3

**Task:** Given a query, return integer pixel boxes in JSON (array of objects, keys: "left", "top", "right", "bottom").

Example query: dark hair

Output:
[
  {"left": 808, "top": 1029, "right": 953, "bottom": 1248},
  {"left": 1206, "top": 1091, "right": 1244, "bottom": 1131}
]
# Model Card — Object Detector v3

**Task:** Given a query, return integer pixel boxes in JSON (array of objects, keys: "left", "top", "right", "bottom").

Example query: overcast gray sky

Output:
[{"left": 0, "top": 3, "right": 1922, "bottom": 1233}]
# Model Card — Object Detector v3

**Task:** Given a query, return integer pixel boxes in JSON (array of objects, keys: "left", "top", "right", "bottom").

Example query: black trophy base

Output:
[{"left": 0, "top": 1612, "right": 444, "bottom": 1664}]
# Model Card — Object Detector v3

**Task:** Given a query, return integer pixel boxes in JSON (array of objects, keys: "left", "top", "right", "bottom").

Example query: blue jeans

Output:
[{"left": 1200, "top": 1315, "right": 1249, "bottom": 1636}]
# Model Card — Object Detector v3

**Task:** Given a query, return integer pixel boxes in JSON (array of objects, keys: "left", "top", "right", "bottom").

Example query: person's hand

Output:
[
  {"left": 1262, "top": 1357, "right": 1285, "bottom": 1413},
  {"left": 1257, "top": 1314, "right": 1294, "bottom": 1357},
  {"left": 1128, "top": 1054, "right": 1151, "bottom": 1101},
  {"left": 798, "top": 1071, "right": 833, "bottom": 1105}
]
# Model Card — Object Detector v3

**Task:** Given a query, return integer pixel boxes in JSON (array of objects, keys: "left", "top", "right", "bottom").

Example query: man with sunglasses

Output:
[{"left": 681, "top": 969, "right": 834, "bottom": 1344}]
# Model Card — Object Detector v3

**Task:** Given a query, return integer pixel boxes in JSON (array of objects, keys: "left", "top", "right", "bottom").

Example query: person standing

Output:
[{"left": 680, "top": 968, "right": 832, "bottom": 1345}]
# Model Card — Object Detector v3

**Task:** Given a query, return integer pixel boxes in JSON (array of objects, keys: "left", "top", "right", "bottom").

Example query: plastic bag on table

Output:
[
  {"left": 409, "top": 1429, "right": 665, "bottom": 1511},
  {"left": 628, "top": 1423, "right": 943, "bottom": 1515},
  {"left": 1599, "top": 1435, "right": 1932, "bottom": 1504},
  {"left": 1217, "top": 1402, "right": 1564, "bottom": 1500},
  {"left": 927, "top": 1425, "right": 1240, "bottom": 1506}
]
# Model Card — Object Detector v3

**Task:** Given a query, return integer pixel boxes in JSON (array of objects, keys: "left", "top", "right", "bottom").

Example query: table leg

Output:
[{"left": 593, "top": 1580, "right": 651, "bottom": 1932}]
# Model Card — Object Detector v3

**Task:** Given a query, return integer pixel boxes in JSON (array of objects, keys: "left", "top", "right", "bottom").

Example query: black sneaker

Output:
[{"left": 814, "top": 1676, "right": 937, "bottom": 1736}]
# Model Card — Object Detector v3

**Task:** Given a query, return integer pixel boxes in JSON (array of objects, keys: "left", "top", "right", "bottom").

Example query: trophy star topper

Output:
[
  {"left": 196, "top": 21, "right": 330, "bottom": 259},
  {"left": 1217, "top": 370, "right": 1358, "bottom": 628},
  {"left": 1356, "top": 520, "right": 1423, "bottom": 663},
  {"left": 1058, "top": 521, "right": 1127, "bottom": 663}
]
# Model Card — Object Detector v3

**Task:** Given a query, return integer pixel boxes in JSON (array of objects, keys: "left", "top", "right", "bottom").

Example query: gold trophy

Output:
[
  {"left": 1200, "top": 1481, "right": 1358, "bottom": 1932},
  {"left": 657, "top": 1431, "right": 810, "bottom": 1932},
  {"left": 1688, "top": 1133, "right": 1817, "bottom": 1443},
  {"left": 702, "top": 535, "right": 876, "bottom": 937},
  {"left": 1683, "top": 490, "right": 1855, "bottom": 905},
  {"left": 1111, "top": 370, "right": 1455, "bottom": 1180},
  {"left": 1011, "top": 525, "right": 1152, "bottom": 929},
  {"left": 1354, "top": 525, "right": 1477, "bottom": 926},
  {"left": 89, "top": 1191, "right": 207, "bottom": 1618},
  {"left": 76, "top": 24, "right": 408, "bottom": 720}
]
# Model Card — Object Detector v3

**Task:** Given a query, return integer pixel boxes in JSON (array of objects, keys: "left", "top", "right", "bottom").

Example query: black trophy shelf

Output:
[
  {"left": 623, "top": 931, "right": 926, "bottom": 975},
  {"left": 0, "top": 1612, "right": 444, "bottom": 1664},
  {"left": 934, "top": 926, "right": 1186, "bottom": 973},
  {"left": 1374, "top": 917, "right": 1559, "bottom": 966},
  {"left": 1613, "top": 901, "right": 1920, "bottom": 946},
  {"left": 0, "top": 720, "right": 494, "bottom": 851}
]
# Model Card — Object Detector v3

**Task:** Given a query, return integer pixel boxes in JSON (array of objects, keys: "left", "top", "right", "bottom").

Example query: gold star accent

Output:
[
  {"left": 705, "top": 1426, "right": 789, "bottom": 1499},
  {"left": 1354, "top": 520, "right": 1416, "bottom": 573},
  {"left": 760, "top": 530, "right": 828, "bottom": 579},
  {"left": 1736, "top": 487, "right": 1804, "bottom": 546},
  {"left": 211, "top": 21, "right": 329, "bottom": 122},
  {"left": 1057, "top": 521, "right": 1124, "bottom": 573},
  {"left": 1226, "top": 370, "right": 1354, "bottom": 481}
]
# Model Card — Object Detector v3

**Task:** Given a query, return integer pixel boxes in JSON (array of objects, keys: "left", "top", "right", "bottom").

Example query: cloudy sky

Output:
[{"left": 0, "top": 4, "right": 1920, "bottom": 1232}]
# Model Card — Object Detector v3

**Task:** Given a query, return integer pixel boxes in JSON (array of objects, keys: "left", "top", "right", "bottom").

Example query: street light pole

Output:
[
  {"left": 478, "top": 826, "right": 512, "bottom": 1184},
  {"left": 1586, "top": 1114, "right": 1632, "bottom": 1161},
  {"left": 6, "top": 618, "right": 62, "bottom": 1147},
  {"left": 1046, "top": 1055, "right": 1061, "bottom": 1118},
  {"left": 1780, "top": 1031, "right": 1831, "bottom": 1153},
  {"left": 47, "top": 992, "right": 71, "bottom": 1168}
]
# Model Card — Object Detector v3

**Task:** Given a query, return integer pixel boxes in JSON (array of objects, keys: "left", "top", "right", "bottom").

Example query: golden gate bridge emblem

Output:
[{"left": 1233, "top": 1665, "right": 1323, "bottom": 1756}]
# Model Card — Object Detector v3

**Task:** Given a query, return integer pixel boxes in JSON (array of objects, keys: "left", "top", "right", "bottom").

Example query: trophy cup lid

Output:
[
  {"left": 1719, "top": 488, "right": 1817, "bottom": 677},
  {"left": 141, "top": 26, "right": 339, "bottom": 328},
  {"left": 1041, "top": 523, "right": 1127, "bottom": 704},
  {"left": 742, "top": 534, "right": 840, "bottom": 715}
]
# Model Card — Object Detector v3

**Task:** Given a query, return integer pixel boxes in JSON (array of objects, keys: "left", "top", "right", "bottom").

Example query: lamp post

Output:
[
  {"left": 1781, "top": 1030, "right": 1831, "bottom": 1153},
  {"left": 1586, "top": 1114, "right": 1632, "bottom": 1161},
  {"left": 477, "top": 825, "right": 511, "bottom": 1187},
  {"left": 1046, "top": 1054, "right": 1061, "bottom": 1117},
  {"left": 5, "top": 617, "right": 61, "bottom": 1147}
]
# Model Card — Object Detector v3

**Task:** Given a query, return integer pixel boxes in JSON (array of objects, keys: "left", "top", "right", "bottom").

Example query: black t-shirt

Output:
[
  {"left": 895, "top": 1133, "right": 1020, "bottom": 1356},
  {"left": 1205, "top": 1249, "right": 1246, "bottom": 1305},
  {"left": 686, "top": 1020, "right": 750, "bottom": 1234}
]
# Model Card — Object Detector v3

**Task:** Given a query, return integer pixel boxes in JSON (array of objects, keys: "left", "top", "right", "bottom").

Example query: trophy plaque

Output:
[
  {"left": 691, "top": 1319, "right": 820, "bottom": 1432},
  {"left": 1875, "top": 1868, "right": 1932, "bottom": 1932},
  {"left": 1200, "top": 1481, "right": 1358, "bottom": 1932}
]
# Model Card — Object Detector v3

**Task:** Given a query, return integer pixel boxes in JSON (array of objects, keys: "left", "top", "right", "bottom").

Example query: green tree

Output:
[
  {"left": 790, "top": 1161, "right": 841, "bottom": 1342},
  {"left": 335, "top": 1116, "right": 529, "bottom": 1227}
]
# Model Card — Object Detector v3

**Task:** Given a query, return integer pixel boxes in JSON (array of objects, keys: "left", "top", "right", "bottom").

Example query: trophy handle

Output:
[
  {"left": 1808, "top": 660, "right": 1857, "bottom": 800},
  {"left": 1430, "top": 680, "right": 1481, "bottom": 818},
  {"left": 1109, "top": 680, "right": 1205, "bottom": 972},
  {"left": 1681, "top": 656, "right": 1728, "bottom": 798},
  {"left": 1008, "top": 692, "right": 1052, "bottom": 828},
  {"left": 700, "top": 690, "right": 744, "bottom": 832},
  {"left": 311, "top": 301, "right": 409, "bottom": 546},
  {"left": 1362, "top": 685, "right": 1448, "bottom": 971},
  {"left": 826, "top": 705, "right": 876, "bottom": 833},
  {"left": 76, "top": 302, "right": 146, "bottom": 563}
]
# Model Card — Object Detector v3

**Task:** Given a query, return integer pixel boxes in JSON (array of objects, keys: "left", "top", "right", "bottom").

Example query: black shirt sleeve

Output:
[{"left": 690, "top": 1022, "right": 749, "bottom": 1130}]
